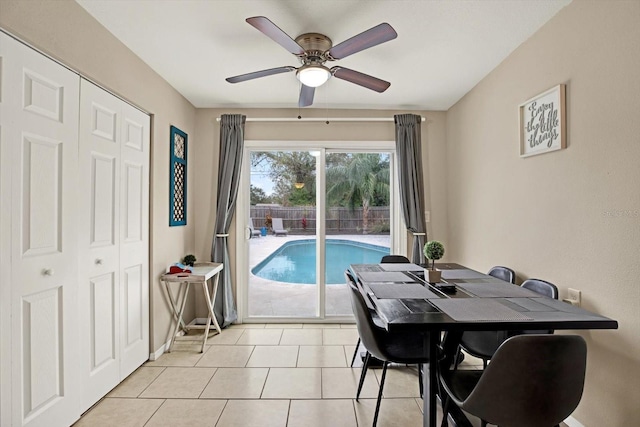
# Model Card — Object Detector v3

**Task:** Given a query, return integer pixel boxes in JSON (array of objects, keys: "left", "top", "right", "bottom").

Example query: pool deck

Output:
[{"left": 248, "top": 234, "right": 391, "bottom": 319}]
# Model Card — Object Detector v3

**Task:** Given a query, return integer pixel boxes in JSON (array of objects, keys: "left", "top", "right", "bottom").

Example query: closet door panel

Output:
[
  {"left": 78, "top": 80, "right": 121, "bottom": 412},
  {"left": 1, "top": 35, "right": 12, "bottom": 427},
  {"left": 119, "top": 104, "right": 149, "bottom": 379},
  {"left": 2, "top": 33, "right": 81, "bottom": 427}
]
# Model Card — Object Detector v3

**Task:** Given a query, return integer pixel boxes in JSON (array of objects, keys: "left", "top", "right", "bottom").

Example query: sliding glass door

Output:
[
  {"left": 247, "top": 150, "right": 318, "bottom": 318},
  {"left": 237, "top": 141, "right": 400, "bottom": 322},
  {"left": 324, "top": 152, "right": 392, "bottom": 316}
]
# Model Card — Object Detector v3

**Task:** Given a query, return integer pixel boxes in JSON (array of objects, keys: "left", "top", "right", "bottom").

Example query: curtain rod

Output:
[{"left": 215, "top": 117, "right": 425, "bottom": 123}]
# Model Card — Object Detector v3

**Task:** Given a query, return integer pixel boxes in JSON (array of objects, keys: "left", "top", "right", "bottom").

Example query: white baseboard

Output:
[
  {"left": 149, "top": 341, "right": 170, "bottom": 361},
  {"left": 564, "top": 415, "right": 585, "bottom": 427},
  {"left": 149, "top": 330, "right": 185, "bottom": 361}
]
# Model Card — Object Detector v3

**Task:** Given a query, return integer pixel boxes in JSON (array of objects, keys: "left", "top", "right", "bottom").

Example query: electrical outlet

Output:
[
  {"left": 425, "top": 211, "right": 430, "bottom": 223},
  {"left": 568, "top": 288, "right": 581, "bottom": 306}
]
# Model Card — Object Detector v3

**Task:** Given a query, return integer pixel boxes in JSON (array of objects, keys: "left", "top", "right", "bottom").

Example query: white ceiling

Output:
[{"left": 76, "top": 0, "right": 571, "bottom": 111}]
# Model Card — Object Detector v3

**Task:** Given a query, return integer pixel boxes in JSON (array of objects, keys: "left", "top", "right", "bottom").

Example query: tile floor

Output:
[{"left": 74, "top": 323, "right": 486, "bottom": 427}]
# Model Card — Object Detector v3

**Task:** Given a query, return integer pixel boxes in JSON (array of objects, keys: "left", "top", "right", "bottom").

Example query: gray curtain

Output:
[
  {"left": 394, "top": 114, "right": 428, "bottom": 264},
  {"left": 210, "top": 114, "right": 245, "bottom": 327}
]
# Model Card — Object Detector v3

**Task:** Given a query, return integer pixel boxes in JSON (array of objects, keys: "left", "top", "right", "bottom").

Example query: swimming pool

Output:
[{"left": 252, "top": 239, "right": 390, "bottom": 284}]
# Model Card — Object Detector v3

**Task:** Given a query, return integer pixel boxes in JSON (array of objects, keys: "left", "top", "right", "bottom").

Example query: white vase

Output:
[{"left": 425, "top": 269, "right": 442, "bottom": 284}]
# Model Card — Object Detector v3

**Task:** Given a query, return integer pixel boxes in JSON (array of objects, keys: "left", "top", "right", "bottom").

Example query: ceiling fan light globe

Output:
[{"left": 297, "top": 65, "right": 330, "bottom": 88}]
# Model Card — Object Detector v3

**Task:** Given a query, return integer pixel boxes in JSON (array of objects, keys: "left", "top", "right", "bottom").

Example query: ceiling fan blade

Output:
[
  {"left": 327, "top": 23, "right": 397, "bottom": 60},
  {"left": 331, "top": 67, "right": 390, "bottom": 93},
  {"left": 226, "top": 66, "right": 295, "bottom": 83},
  {"left": 246, "top": 16, "right": 305, "bottom": 56},
  {"left": 299, "top": 84, "right": 315, "bottom": 107}
]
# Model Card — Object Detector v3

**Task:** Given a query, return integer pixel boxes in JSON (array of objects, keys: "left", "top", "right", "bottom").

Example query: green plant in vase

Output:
[
  {"left": 183, "top": 254, "right": 197, "bottom": 267},
  {"left": 423, "top": 240, "right": 445, "bottom": 283}
]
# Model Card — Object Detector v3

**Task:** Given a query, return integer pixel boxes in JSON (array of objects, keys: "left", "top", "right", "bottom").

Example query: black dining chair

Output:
[
  {"left": 347, "top": 278, "right": 430, "bottom": 427},
  {"left": 349, "top": 255, "right": 410, "bottom": 367},
  {"left": 487, "top": 265, "right": 516, "bottom": 284},
  {"left": 455, "top": 266, "right": 517, "bottom": 369},
  {"left": 346, "top": 270, "right": 385, "bottom": 367},
  {"left": 520, "top": 278, "right": 558, "bottom": 335},
  {"left": 521, "top": 278, "right": 558, "bottom": 299},
  {"left": 440, "top": 334, "right": 587, "bottom": 427},
  {"left": 380, "top": 254, "right": 411, "bottom": 263}
]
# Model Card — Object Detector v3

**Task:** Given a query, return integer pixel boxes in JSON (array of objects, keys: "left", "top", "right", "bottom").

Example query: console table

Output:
[{"left": 161, "top": 262, "right": 224, "bottom": 352}]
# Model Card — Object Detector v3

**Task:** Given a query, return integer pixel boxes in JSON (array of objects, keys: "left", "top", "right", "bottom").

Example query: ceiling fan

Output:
[{"left": 225, "top": 16, "right": 397, "bottom": 107}]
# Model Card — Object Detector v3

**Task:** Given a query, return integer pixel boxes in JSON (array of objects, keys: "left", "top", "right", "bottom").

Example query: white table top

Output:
[{"left": 161, "top": 263, "right": 223, "bottom": 282}]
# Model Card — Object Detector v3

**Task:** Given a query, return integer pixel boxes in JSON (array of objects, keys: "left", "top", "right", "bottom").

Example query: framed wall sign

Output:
[
  {"left": 519, "top": 84, "right": 566, "bottom": 157},
  {"left": 169, "top": 125, "right": 187, "bottom": 226}
]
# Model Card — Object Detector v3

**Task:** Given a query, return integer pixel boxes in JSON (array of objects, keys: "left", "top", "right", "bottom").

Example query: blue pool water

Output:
[{"left": 252, "top": 239, "right": 389, "bottom": 284}]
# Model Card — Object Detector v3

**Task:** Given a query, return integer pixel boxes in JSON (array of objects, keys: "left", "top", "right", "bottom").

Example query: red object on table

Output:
[{"left": 168, "top": 265, "right": 191, "bottom": 274}]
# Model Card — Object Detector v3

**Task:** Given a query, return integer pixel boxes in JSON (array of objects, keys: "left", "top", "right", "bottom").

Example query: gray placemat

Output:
[
  {"left": 429, "top": 298, "right": 534, "bottom": 321},
  {"left": 379, "top": 263, "right": 423, "bottom": 272},
  {"left": 504, "top": 298, "right": 555, "bottom": 312},
  {"left": 359, "top": 271, "right": 412, "bottom": 283},
  {"left": 456, "top": 282, "right": 541, "bottom": 298},
  {"left": 441, "top": 269, "right": 487, "bottom": 280},
  {"left": 369, "top": 283, "right": 440, "bottom": 299}
]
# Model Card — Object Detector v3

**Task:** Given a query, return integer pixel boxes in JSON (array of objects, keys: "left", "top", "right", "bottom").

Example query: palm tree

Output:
[{"left": 326, "top": 153, "right": 389, "bottom": 233}]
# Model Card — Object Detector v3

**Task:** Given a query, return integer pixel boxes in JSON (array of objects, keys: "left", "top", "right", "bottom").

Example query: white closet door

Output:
[
  {"left": 118, "top": 102, "right": 149, "bottom": 379},
  {"left": 1, "top": 33, "right": 81, "bottom": 427},
  {"left": 78, "top": 80, "right": 122, "bottom": 410},
  {"left": 0, "top": 32, "right": 14, "bottom": 427},
  {"left": 78, "top": 80, "right": 150, "bottom": 411}
]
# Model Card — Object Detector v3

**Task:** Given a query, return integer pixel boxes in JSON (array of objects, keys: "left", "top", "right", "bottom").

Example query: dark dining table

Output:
[{"left": 350, "top": 262, "right": 618, "bottom": 427}]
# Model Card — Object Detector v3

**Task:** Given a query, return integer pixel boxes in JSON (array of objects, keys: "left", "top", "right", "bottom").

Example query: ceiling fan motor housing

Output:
[{"left": 295, "top": 33, "right": 332, "bottom": 63}]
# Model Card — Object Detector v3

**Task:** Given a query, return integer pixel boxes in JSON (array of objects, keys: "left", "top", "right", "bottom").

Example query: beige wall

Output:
[
  {"left": 446, "top": 1, "right": 640, "bottom": 425},
  {"left": 0, "top": 0, "right": 198, "bottom": 352},
  {"left": 192, "top": 108, "right": 448, "bottom": 315}
]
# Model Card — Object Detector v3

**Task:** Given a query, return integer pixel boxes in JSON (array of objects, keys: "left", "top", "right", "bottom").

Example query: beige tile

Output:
[
  {"left": 107, "top": 366, "right": 165, "bottom": 397},
  {"left": 229, "top": 323, "right": 266, "bottom": 329},
  {"left": 344, "top": 345, "right": 363, "bottom": 367},
  {"left": 200, "top": 367, "right": 269, "bottom": 399},
  {"left": 323, "top": 328, "right": 359, "bottom": 345},
  {"left": 373, "top": 366, "right": 421, "bottom": 398},
  {"left": 169, "top": 342, "right": 206, "bottom": 352},
  {"left": 196, "top": 345, "right": 254, "bottom": 367},
  {"left": 297, "top": 345, "right": 348, "bottom": 367},
  {"left": 280, "top": 329, "right": 323, "bottom": 345},
  {"left": 321, "top": 368, "right": 380, "bottom": 399},
  {"left": 265, "top": 323, "right": 303, "bottom": 328},
  {"left": 246, "top": 345, "right": 299, "bottom": 367},
  {"left": 236, "top": 328, "right": 283, "bottom": 345},
  {"left": 262, "top": 367, "right": 322, "bottom": 399},
  {"left": 139, "top": 367, "right": 216, "bottom": 398},
  {"left": 216, "top": 399, "right": 289, "bottom": 427},
  {"left": 144, "top": 399, "right": 226, "bottom": 427},
  {"left": 459, "top": 351, "right": 485, "bottom": 369},
  {"left": 145, "top": 349, "right": 204, "bottom": 367},
  {"left": 73, "top": 398, "right": 163, "bottom": 427},
  {"left": 340, "top": 323, "right": 357, "bottom": 328},
  {"left": 205, "top": 328, "right": 244, "bottom": 345},
  {"left": 303, "top": 323, "right": 340, "bottom": 328},
  {"left": 354, "top": 397, "right": 423, "bottom": 427},
  {"left": 288, "top": 399, "right": 357, "bottom": 427}
]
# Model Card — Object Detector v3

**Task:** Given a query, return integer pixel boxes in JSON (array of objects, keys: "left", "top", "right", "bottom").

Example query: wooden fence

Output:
[{"left": 250, "top": 205, "right": 390, "bottom": 234}]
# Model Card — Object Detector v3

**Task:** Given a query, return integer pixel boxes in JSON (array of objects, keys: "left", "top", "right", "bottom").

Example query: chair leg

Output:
[
  {"left": 440, "top": 394, "right": 450, "bottom": 427},
  {"left": 351, "top": 338, "right": 361, "bottom": 367},
  {"left": 356, "top": 351, "right": 371, "bottom": 401},
  {"left": 453, "top": 346, "right": 462, "bottom": 371},
  {"left": 482, "top": 359, "right": 488, "bottom": 369},
  {"left": 480, "top": 420, "right": 487, "bottom": 427},
  {"left": 373, "top": 361, "right": 389, "bottom": 427},
  {"left": 418, "top": 363, "right": 423, "bottom": 398}
]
